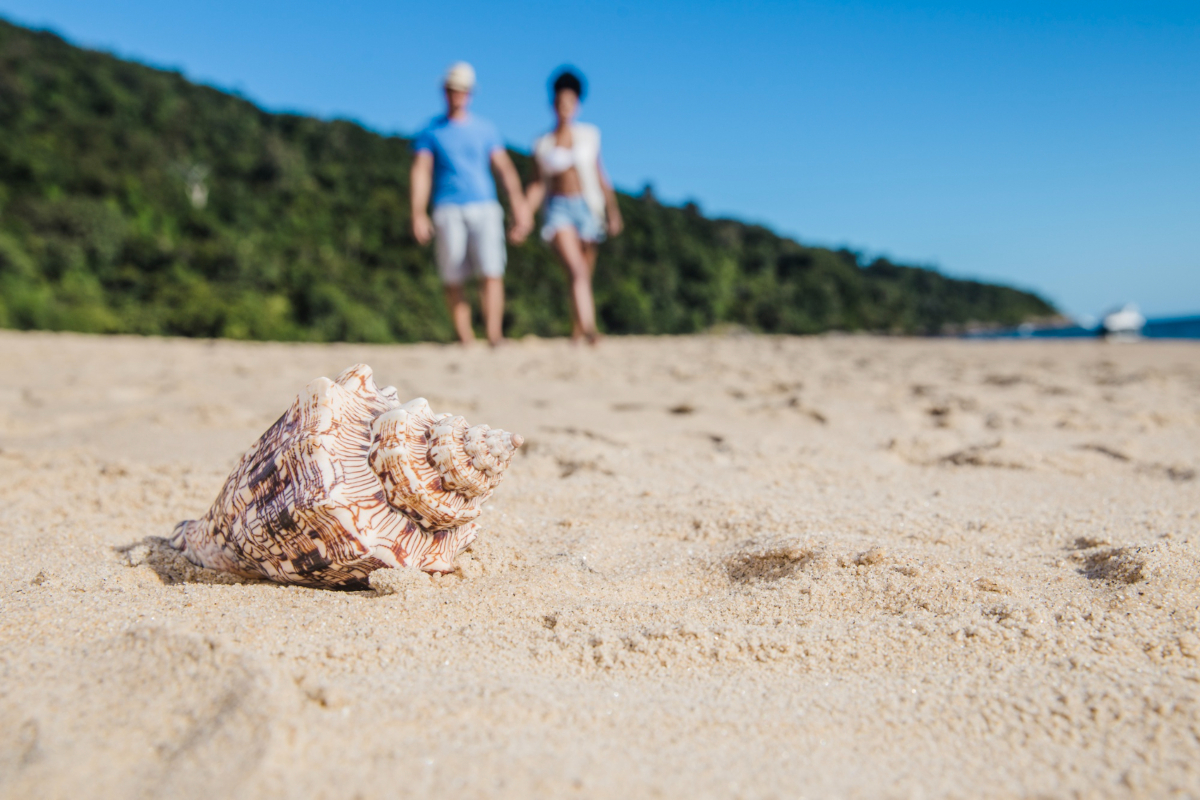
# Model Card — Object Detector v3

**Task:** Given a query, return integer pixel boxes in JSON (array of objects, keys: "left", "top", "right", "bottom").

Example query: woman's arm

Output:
[
  {"left": 524, "top": 159, "right": 547, "bottom": 217},
  {"left": 598, "top": 154, "right": 623, "bottom": 237}
]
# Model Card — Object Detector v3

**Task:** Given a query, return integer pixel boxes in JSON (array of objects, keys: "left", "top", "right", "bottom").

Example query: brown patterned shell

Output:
[{"left": 168, "top": 364, "right": 522, "bottom": 589}]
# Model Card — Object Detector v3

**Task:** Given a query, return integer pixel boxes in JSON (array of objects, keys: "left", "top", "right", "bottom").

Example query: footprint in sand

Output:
[{"left": 0, "top": 628, "right": 277, "bottom": 799}]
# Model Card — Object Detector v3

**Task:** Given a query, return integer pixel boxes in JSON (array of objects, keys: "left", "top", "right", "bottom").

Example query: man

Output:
[{"left": 411, "top": 62, "right": 532, "bottom": 346}]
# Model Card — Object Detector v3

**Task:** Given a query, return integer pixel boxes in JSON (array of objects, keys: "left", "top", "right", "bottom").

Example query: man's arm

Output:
[
  {"left": 490, "top": 149, "right": 533, "bottom": 242},
  {"left": 410, "top": 151, "right": 434, "bottom": 244}
]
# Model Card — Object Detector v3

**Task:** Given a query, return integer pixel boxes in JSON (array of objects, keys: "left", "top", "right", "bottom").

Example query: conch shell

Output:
[{"left": 168, "top": 364, "right": 522, "bottom": 589}]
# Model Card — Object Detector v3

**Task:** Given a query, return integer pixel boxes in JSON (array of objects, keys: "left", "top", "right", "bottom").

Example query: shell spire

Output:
[
  {"left": 167, "top": 365, "right": 522, "bottom": 589},
  {"left": 368, "top": 399, "right": 522, "bottom": 530}
]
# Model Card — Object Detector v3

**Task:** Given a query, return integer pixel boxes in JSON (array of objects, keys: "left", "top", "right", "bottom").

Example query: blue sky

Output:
[{"left": 4, "top": 0, "right": 1197, "bottom": 318}]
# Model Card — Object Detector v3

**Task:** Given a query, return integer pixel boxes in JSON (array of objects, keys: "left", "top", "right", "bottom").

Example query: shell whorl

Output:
[{"left": 368, "top": 398, "right": 522, "bottom": 531}]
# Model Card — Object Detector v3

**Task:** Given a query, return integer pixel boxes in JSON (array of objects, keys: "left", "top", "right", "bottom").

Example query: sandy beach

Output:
[{"left": 0, "top": 330, "right": 1197, "bottom": 799}]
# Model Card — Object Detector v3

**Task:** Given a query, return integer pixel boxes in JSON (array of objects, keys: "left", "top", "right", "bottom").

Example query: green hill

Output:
[{"left": 0, "top": 19, "right": 1057, "bottom": 342}]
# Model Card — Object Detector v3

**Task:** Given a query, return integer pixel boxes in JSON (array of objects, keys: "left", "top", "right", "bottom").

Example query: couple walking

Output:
[{"left": 410, "top": 62, "right": 623, "bottom": 347}]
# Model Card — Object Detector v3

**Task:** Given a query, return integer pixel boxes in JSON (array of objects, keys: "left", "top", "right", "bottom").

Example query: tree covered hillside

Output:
[{"left": 0, "top": 20, "right": 1056, "bottom": 342}]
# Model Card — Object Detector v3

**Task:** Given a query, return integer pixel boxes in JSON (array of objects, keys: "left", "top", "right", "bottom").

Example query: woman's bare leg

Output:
[
  {"left": 551, "top": 227, "right": 597, "bottom": 343},
  {"left": 581, "top": 242, "right": 601, "bottom": 343},
  {"left": 570, "top": 243, "right": 600, "bottom": 340},
  {"left": 582, "top": 242, "right": 598, "bottom": 276}
]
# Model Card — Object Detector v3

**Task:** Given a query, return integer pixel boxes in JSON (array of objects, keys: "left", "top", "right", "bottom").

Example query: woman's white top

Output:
[
  {"left": 538, "top": 146, "right": 576, "bottom": 176},
  {"left": 534, "top": 123, "right": 605, "bottom": 222}
]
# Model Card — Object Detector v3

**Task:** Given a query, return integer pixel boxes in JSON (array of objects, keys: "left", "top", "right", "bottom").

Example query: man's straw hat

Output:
[{"left": 443, "top": 62, "right": 476, "bottom": 92}]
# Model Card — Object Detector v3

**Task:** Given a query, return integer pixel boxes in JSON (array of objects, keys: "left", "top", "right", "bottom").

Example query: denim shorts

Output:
[{"left": 541, "top": 195, "right": 605, "bottom": 243}]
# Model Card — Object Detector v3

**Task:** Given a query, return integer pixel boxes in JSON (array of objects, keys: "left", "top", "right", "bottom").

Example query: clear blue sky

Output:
[{"left": 4, "top": 0, "right": 1197, "bottom": 319}]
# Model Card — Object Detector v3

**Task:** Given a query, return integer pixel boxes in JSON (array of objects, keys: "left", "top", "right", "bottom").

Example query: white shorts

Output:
[{"left": 432, "top": 201, "right": 506, "bottom": 285}]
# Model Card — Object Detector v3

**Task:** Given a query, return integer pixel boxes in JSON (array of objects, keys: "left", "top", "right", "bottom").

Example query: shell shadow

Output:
[{"left": 115, "top": 537, "right": 259, "bottom": 586}]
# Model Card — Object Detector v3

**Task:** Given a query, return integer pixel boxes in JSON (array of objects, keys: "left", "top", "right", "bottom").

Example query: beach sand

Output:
[{"left": 0, "top": 330, "right": 1197, "bottom": 799}]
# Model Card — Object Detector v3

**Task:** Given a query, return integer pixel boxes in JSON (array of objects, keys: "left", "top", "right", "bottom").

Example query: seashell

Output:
[{"left": 167, "top": 364, "right": 522, "bottom": 589}]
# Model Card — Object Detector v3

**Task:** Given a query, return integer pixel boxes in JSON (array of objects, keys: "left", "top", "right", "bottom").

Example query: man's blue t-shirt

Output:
[{"left": 413, "top": 114, "right": 503, "bottom": 207}]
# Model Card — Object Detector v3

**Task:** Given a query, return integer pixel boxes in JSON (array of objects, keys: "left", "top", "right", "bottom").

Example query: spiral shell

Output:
[{"left": 167, "top": 364, "right": 522, "bottom": 589}]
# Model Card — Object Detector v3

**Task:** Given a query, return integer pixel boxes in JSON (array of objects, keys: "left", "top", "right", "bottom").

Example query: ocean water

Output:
[
  {"left": 965, "top": 314, "right": 1200, "bottom": 341},
  {"left": 1144, "top": 315, "right": 1200, "bottom": 339}
]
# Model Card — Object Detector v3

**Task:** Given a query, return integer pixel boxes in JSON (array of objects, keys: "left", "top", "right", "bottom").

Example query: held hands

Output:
[
  {"left": 412, "top": 212, "right": 434, "bottom": 245},
  {"left": 508, "top": 201, "right": 534, "bottom": 244},
  {"left": 507, "top": 223, "right": 530, "bottom": 245}
]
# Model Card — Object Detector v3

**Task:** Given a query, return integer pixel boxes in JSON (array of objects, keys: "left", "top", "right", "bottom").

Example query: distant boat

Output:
[
  {"left": 962, "top": 307, "right": 1199, "bottom": 341},
  {"left": 1101, "top": 304, "right": 1146, "bottom": 341}
]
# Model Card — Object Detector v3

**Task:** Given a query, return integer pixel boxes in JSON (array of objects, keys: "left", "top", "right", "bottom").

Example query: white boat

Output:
[{"left": 1101, "top": 304, "right": 1145, "bottom": 341}]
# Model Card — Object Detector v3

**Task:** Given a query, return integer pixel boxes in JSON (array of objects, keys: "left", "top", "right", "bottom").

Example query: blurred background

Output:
[{"left": 0, "top": 0, "right": 1196, "bottom": 341}]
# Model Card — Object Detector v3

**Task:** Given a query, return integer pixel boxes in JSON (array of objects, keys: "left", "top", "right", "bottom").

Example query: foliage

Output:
[{"left": 0, "top": 20, "right": 1056, "bottom": 342}]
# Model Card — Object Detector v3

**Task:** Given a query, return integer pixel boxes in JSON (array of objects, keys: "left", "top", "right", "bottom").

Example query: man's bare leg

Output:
[
  {"left": 482, "top": 277, "right": 505, "bottom": 347},
  {"left": 444, "top": 284, "right": 475, "bottom": 345},
  {"left": 552, "top": 228, "right": 598, "bottom": 344}
]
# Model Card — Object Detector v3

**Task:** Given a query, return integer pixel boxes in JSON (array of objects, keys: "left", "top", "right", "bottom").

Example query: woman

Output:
[{"left": 525, "top": 68, "right": 623, "bottom": 344}]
